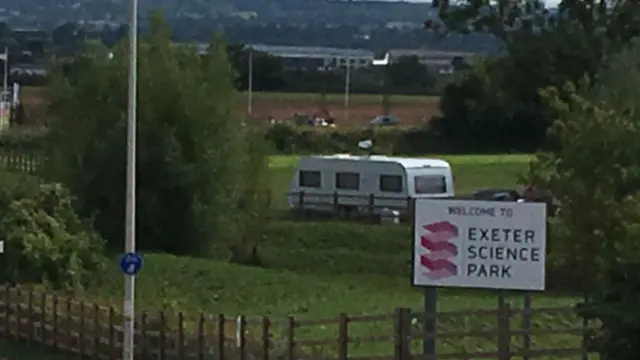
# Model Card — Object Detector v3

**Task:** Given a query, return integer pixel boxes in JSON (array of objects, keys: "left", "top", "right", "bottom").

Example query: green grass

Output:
[
  {"left": 268, "top": 154, "right": 532, "bottom": 208},
  {"left": 0, "top": 341, "right": 68, "bottom": 359},
  {"left": 79, "top": 252, "right": 581, "bottom": 358},
  {"left": 238, "top": 91, "right": 438, "bottom": 104}
]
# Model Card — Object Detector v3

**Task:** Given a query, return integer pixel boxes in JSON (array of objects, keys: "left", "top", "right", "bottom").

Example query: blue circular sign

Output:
[{"left": 119, "top": 252, "right": 143, "bottom": 276}]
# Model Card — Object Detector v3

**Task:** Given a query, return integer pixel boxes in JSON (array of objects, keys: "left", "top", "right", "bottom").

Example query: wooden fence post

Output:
[
  {"left": 286, "top": 316, "right": 295, "bottom": 360},
  {"left": 298, "top": 191, "right": 305, "bottom": 212},
  {"left": 27, "top": 287, "right": 34, "bottom": 345},
  {"left": 159, "top": 310, "right": 166, "bottom": 360},
  {"left": 40, "top": 292, "right": 46, "bottom": 348},
  {"left": 407, "top": 197, "right": 415, "bottom": 227},
  {"left": 15, "top": 287, "right": 20, "bottom": 340},
  {"left": 368, "top": 194, "right": 375, "bottom": 222},
  {"left": 338, "top": 313, "right": 349, "bottom": 360},
  {"left": 197, "top": 314, "right": 205, "bottom": 360},
  {"left": 52, "top": 294, "right": 58, "bottom": 351},
  {"left": 497, "top": 297, "right": 512, "bottom": 360},
  {"left": 261, "top": 316, "right": 270, "bottom": 360},
  {"left": 93, "top": 304, "right": 100, "bottom": 360},
  {"left": 238, "top": 315, "right": 246, "bottom": 360},
  {"left": 394, "top": 308, "right": 410, "bottom": 360},
  {"left": 79, "top": 301, "right": 85, "bottom": 358},
  {"left": 108, "top": 306, "right": 115, "bottom": 360},
  {"left": 3, "top": 285, "right": 8, "bottom": 338},
  {"left": 141, "top": 311, "right": 148, "bottom": 359},
  {"left": 66, "top": 298, "right": 72, "bottom": 352},
  {"left": 216, "top": 314, "right": 225, "bottom": 360},
  {"left": 178, "top": 312, "right": 185, "bottom": 359}
]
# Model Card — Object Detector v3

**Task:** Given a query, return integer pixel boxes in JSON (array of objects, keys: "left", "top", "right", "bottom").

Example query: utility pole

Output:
[
  {"left": 248, "top": 48, "right": 253, "bottom": 115},
  {"left": 122, "top": 0, "right": 138, "bottom": 357}
]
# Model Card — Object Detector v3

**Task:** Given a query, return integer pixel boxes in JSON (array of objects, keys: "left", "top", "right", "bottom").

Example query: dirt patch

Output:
[{"left": 20, "top": 87, "right": 440, "bottom": 127}]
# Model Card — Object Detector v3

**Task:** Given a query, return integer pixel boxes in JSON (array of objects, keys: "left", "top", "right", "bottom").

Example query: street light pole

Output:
[
  {"left": 122, "top": 0, "right": 138, "bottom": 357},
  {"left": 344, "top": 56, "right": 350, "bottom": 123},
  {"left": 248, "top": 48, "right": 253, "bottom": 115}
]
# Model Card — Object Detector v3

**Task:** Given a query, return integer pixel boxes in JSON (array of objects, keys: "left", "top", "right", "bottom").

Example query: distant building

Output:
[
  {"left": 387, "top": 49, "right": 477, "bottom": 72},
  {"left": 246, "top": 44, "right": 375, "bottom": 71},
  {"left": 192, "top": 42, "right": 484, "bottom": 72}
]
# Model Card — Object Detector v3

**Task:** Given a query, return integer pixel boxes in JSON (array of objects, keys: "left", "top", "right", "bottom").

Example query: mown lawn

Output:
[{"left": 0, "top": 341, "right": 68, "bottom": 359}]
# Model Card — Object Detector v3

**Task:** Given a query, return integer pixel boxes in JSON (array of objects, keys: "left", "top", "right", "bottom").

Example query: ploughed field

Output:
[{"left": 20, "top": 87, "right": 440, "bottom": 127}]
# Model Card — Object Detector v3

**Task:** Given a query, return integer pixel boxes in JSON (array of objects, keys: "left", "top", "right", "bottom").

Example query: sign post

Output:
[{"left": 412, "top": 199, "right": 547, "bottom": 358}]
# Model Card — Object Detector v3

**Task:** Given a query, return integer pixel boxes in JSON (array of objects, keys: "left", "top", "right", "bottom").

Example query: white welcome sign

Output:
[{"left": 413, "top": 199, "right": 547, "bottom": 291}]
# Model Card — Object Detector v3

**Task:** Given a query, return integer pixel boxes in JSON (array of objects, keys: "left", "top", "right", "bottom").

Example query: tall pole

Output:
[
  {"left": 344, "top": 56, "right": 350, "bottom": 123},
  {"left": 122, "top": 0, "right": 138, "bottom": 356},
  {"left": 2, "top": 47, "right": 7, "bottom": 101},
  {"left": 248, "top": 48, "right": 253, "bottom": 115}
]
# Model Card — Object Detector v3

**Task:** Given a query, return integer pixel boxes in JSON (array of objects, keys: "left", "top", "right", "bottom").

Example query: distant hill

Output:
[{"left": 0, "top": 0, "right": 438, "bottom": 27}]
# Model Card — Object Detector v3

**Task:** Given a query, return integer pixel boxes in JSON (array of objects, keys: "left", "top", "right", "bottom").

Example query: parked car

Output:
[{"left": 370, "top": 115, "right": 398, "bottom": 126}]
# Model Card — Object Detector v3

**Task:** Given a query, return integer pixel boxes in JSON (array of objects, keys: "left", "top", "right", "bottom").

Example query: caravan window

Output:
[
  {"left": 335, "top": 172, "right": 360, "bottom": 190},
  {"left": 299, "top": 171, "right": 321, "bottom": 188},
  {"left": 379, "top": 175, "right": 403, "bottom": 192},
  {"left": 414, "top": 175, "right": 447, "bottom": 194}
]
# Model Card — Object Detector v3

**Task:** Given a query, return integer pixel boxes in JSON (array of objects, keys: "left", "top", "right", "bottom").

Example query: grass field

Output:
[
  {"left": 4, "top": 153, "right": 586, "bottom": 357},
  {"left": 0, "top": 341, "right": 66, "bottom": 359},
  {"left": 239, "top": 91, "right": 438, "bottom": 104},
  {"left": 268, "top": 154, "right": 532, "bottom": 207}
]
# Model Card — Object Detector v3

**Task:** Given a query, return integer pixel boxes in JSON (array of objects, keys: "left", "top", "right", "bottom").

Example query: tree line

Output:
[
  {"left": 3, "top": 18, "right": 442, "bottom": 95},
  {"left": 432, "top": 0, "right": 640, "bottom": 357}
]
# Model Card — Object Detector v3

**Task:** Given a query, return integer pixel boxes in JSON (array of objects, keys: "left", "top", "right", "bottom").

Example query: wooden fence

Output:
[
  {"left": 0, "top": 285, "right": 596, "bottom": 360},
  {"left": 0, "top": 148, "right": 43, "bottom": 174},
  {"left": 287, "top": 190, "right": 415, "bottom": 222}
]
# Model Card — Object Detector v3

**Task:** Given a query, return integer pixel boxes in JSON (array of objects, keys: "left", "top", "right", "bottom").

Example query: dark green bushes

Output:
[{"left": 0, "top": 170, "right": 106, "bottom": 289}]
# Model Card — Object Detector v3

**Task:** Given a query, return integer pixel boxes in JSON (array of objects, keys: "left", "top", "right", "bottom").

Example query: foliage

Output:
[
  {"left": 265, "top": 122, "right": 526, "bottom": 155},
  {"left": 429, "top": 0, "right": 640, "bottom": 151},
  {"left": 528, "top": 40, "right": 640, "bottom": 359},
  {"left": 43, "top": 12, "right": 271, "bottom": 261},
  {"left": 0, "top": 170, "right": 106, "bottom": 289}
]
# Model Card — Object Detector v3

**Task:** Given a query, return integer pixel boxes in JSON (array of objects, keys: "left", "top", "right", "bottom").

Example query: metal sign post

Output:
[{"left": 413, "top": 199, "right": 547, "bottom": 359}]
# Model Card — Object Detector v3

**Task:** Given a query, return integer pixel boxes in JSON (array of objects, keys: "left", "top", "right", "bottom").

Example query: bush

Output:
[
  {"left": 430, "top": 60, "right": 549, "bottom": 153},
  {"left": 265, "top": 123, "right": 502, "bottom": 155},
  {"left": 0, "top": 170, "right": 106, "bottom": 289},
  {"left": 43, "top": 13, "right": 271, "bottom": 261}
]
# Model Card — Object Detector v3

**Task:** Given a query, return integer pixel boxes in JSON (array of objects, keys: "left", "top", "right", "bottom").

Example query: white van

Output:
[{"left": 287, "top": 154, "right": 454, "bottom": 216}]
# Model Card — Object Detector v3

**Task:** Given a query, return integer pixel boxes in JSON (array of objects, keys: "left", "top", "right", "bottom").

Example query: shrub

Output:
[
  {"left": 264, "top": 123, "right": 491, "bottom": 155},
  {"left": 43, "top": 13, "right": 271, "bottom": 261},
  {"left": 0, "top": 170, "right": 106, "bottom": 289}
]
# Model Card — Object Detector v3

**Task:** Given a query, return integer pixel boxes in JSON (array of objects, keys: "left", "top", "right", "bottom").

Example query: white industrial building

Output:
[{"left": 247, "top": 44, "right": 375, "bottom": 71}]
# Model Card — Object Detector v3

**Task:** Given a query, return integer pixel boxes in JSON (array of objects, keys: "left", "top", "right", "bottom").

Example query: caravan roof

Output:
[{"left": 311, "top": 155, "right": 450, "bottom": 169}]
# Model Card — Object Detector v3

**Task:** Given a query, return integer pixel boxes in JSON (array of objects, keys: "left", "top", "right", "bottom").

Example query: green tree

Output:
[
  {"left": 528, "top": 40, "right": 640, "bottom": 359},
  {"left": 429, "top": 0, "right": 640, "bottom": 151},
  {"left": 44, "top": 12, "right": 270, "bottom": 262},
  {"left": 386, "top": 56, "right": 434, "bottom": 94}
]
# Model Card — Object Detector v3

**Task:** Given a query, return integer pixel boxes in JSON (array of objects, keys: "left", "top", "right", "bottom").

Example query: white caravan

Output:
[{"left": 287, "top": 154, "right": 454, "bottom": 216}]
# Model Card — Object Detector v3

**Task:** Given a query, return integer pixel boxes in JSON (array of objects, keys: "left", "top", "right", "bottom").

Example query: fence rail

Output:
[
  {"left": 0, "top": 285, "right": 596, "bottom": 360},
  {"left": 0, "top": 148, "right": 43, "bottom": 174}
]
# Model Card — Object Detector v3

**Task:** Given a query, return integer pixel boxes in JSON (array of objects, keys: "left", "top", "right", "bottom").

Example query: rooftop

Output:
[{"left": 313, "top": 155, "right": 451, "bottom": 168}]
